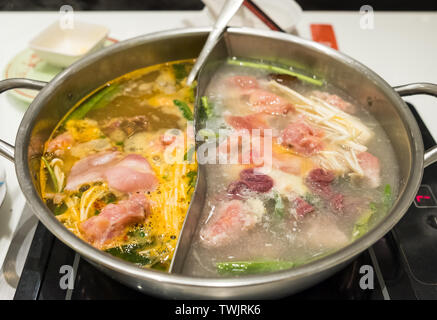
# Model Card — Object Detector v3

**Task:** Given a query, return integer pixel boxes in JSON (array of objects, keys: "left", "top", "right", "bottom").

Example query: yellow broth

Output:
[{"left": 40, "top": 59, "right": 197, "bottom": 271}]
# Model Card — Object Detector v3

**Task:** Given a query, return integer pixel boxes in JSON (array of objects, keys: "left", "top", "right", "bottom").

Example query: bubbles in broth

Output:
[
  {"left": 41, "top": 59, "right": 197, "bottom": 271},
  {"left": 40, "top": 56, "right": 399, "bottom": 276},
  {"left": 182, "top": 59, "right": 398, "bottom": 277}
]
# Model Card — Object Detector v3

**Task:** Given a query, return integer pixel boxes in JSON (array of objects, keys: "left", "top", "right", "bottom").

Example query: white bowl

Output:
[{"left": 29, "top": 20, "right": 109, "bottom": 68}]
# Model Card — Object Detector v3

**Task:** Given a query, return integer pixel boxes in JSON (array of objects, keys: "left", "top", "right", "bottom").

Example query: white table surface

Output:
[{"left": 0, "top": 10, "right": 436, "bottom": 298}]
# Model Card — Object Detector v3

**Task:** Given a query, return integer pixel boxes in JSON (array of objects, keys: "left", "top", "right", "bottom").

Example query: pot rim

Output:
[{"left": 14, "top": 26, "right": 424, "bottom": 289}]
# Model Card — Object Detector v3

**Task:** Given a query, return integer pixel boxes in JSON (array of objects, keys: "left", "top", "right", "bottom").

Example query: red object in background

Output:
[
  {"left": 310, "top": 24, "right": 339, "bottom": 50},
  {"left": 416, "top": 195, "right": 431, "bottom": 203}
]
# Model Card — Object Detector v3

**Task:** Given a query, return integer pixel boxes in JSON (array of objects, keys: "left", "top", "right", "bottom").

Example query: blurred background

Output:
[{"left": 0, "top": 0, "right": 436, "bottom": 11}]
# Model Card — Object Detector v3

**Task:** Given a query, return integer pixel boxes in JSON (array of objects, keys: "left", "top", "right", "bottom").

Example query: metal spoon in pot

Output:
[
  {"left": 186, "top": 0, "right": 244, "bottom": 86},
  {"left": 170, "top": 0, "right": 243, "bottom": 274}
]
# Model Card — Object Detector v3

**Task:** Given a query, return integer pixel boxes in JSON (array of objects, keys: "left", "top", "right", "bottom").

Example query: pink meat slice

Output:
[
  {"left": 80, "top": 193, "right": 151, "bottom": 248},
  {"left": 226, "top": 75, "right": 259, "bottom": 91},
  {"left": 66, "top": 152, "right": 119, "bottom": 190},
  {"left": 200, "top": 199, "right": 258, "bottom": 247},
  {"left": 248, "top": 89, "right": 294, "bottom": 115},
  {"left": 217, "top": 130, "right": 268, "bottom": 166},
  {"left": 225, "top": 113, "right": 269, "bottom": 133},
  {"left": 312, "top": 91, "right": 356, "bottom": 114},
  {"left": 47, "top": 132, "right": 74, "bottom": 156},
  {"left": 280, "top": 120, "right": 324, "bottom": 155},
  {"left": 65, "top": 152, "right": 158, "bottom": 193},
  {"left": 357, "top": 151, "right": 381, "bottom": 188},
  {"left": 105, "top": 154, "right": 158, "bottom": 193}
]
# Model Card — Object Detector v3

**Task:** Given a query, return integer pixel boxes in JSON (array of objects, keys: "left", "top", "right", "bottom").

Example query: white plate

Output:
[{"left": 0, "top": 166, "right": 6, "bottom": 207}]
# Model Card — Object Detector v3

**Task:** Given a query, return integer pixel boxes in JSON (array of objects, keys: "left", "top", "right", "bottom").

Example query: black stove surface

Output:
[{"left": 14, "top": 103, "right": 437, "bottom": 300}]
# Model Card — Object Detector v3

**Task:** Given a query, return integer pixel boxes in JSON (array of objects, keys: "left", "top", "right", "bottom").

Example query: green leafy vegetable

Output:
[
  {"left": 127, "top": 227, "right": 149, "bottom": 240},
  {"left": 105, "top": 244, "right": 152, "bottom": 265},
  {"left": 187, "top": 80, "right": 197, "bottom": 103},
  {"left": 105, "top": 235, "right": 155, "bottom": 266},
  {"left": 303, "top": 193, "right": 322, "bottom": 208},
  {"left": 273, "top": 191, "right": 284, "bottom": 218},
  {"left": 383, "top": 184, "right": 392, "bottom": 209},
  {"left": 227, "top": 58, "right": 324, "bottom": 86},
  {"left": 41, "top": 156, "right": 59, "bottom": 192},
  {"left": 184, "top": 145, "right": 195, "bottom": 162},
  {"left": 67, "top": 83, "right": 120, "bottom": 120},
  {"left": 173, "top": 99, "right": 194, "bottom": 121},
  {"left": 172, "top": 63, "right": 189, "bottom": 82},
  {"left": 352, "top": 184, "right": 393, "bottom": 240},
  {"left": 197, "top": 128, "right": 218, "bottom": 141},
  {"left": 352, "top": 205, "right": 377, "bottom": 240},
  {"left": 217, "top": 260, "right": 295, "bottom": 275},
  {"left": 186, "top": 170, "right": 197, "bottom": 191},
  {"left": 54, "top": 203, "right": 68, "bottom": 216},
  {"left": 200, "top": 96, "right": 214, "bottom": 120}
]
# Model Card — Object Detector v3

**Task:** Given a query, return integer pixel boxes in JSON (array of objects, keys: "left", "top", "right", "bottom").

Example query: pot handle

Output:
[
  {"left": 0, "top": 78, "right": 47, "bottom": 162},
  {"left": 394, "top": 82, "right": 437, "bottom": 168}
]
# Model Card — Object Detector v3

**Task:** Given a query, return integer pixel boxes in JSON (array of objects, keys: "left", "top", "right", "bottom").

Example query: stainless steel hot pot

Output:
[{"left": 1, "top": 27, "right": 437, "bottom": 299}]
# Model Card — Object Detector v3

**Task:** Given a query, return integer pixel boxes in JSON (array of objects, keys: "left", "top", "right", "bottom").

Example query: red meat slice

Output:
[
  {"left": 199, "top": 199, "right": 258, "bottom": 247},
  {"left": 47, "top": 132, "right": 74, "bottom": 156},
  {"left": 226, "top": 75, "right": 259, "bottom": 90},
  {"left": 225, "top": 113, "right": 269, "bottom": 133},
  {"left": 306, "top": 168, "right": 344, "bottom": 213},
  {"left": 280, "top": 121, "right": 324, "bottom": 155},
  {"left": 248, "top": 89, "right": 294, "bottom": 115},
  {"left": 80, "top": 193, "right": 151, "bottom": 248},
  {"left": 227, "top": 168, "right": 274, "bottom": 198},
  {"left": 294, "top": 197, "right": 314, "bottom": 217},
  {"left": 312, "top": 91, "right": 356, "bottom": 114},
  {"left": 357, "top": 151, "right": 381, "bottom": 188}
]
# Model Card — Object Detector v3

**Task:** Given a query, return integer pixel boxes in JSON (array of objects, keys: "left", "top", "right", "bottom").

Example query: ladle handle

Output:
[
  {"left": 394, "top": 82, "right": 437, "bottom": 168},
  {"left": 0, "top": 78, "right": 47, "bottom": 162},
  {"left": 186, "top": 0, "right": 244, "bottom": 85}
]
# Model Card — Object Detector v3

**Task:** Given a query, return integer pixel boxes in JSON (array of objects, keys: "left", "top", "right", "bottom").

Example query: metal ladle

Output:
[
  {"left": 170, "top": 0, "right": 244, "bottom": 273},
  {"left": 186, "top": 0, "right": 244, "bottom": 86}
]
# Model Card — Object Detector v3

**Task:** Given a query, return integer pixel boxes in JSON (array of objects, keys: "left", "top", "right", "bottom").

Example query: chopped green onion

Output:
[
  {"left": 383, "top": 184, "right": 392, "bottom": 209},
  {"left": 172, "top": 63, "right": 189, "bottom": 82},
  {"left": 186, "top": 170, "right": 197, "bottom": 192},
  {"left": 173, "top": 99, "right": 194, "bottom": 121},
  {"left": 217, "top": 260, "right": 295, "bottom": 275},
  {"left": 352, "top": 205, "right": 377, "bottom": 240},
  {"left": 41, "top": 156, "right": 59, "bottom": 192},
  {"left": 200, "top": 96, "right": 214, "bottom": 119},
  {"left": 227, "top": 58, "right": 324, "bottom": 86},
  {"left": 197, "top": 128, "right": 218, "bottom": 140},
  {"left": 352, "top": 184, "right": 393, "bottom": 240},
  {"left": 184, "top": 145, "right": 195, "bottom": 162},
  {"left": 67, "top": 83, "right": 120, "bottom": 120},
  {"left": 273, "top": 191, "right": 284, "bottom": 218},
  {"left": 105, "top": 243, "right": 153, "bottom": 266},
  {"left": 54, "top": 203, "right": 68, "bottom": 216}
]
